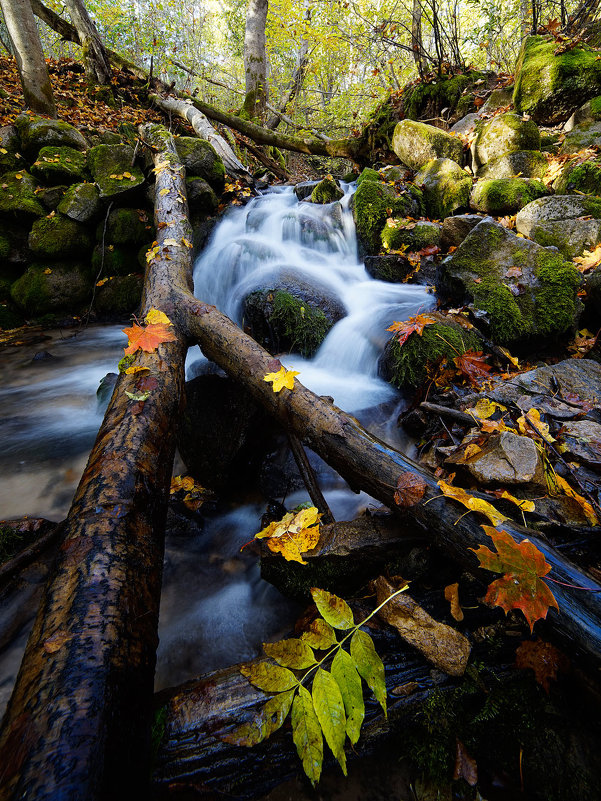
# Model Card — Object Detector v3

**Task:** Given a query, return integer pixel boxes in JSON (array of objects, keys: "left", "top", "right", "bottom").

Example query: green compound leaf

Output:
[
  {"left": 291, "top": 685, "right": 323, "bottom": 786},
  {"left": 331, "top": 648, "right": 365, "bottom": 744},
  {"left": 241, "top": 661, "right": 298, "bottom": 692},
  {"left": 263, "top": 638, "right": 317, "bottom": 669},
  {"left": 301, "top": 618, "right": 337, "bottom": 650},
  {"left": 312, "top": 667, "right": 347, "bottom": 775},
  {"left": 350, "top": 630, "right": 387, "bottom": 717},
  {"left": 222, "top": 689, "right": 295, "bottom": 747},
  {"left": 311, "top": 588, "right": 354, "bottom": 630}
]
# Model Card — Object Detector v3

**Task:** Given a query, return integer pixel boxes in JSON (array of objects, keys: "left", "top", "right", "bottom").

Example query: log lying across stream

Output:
[{"left": 2, "top": 122, "right": 601, "bottom": 800}]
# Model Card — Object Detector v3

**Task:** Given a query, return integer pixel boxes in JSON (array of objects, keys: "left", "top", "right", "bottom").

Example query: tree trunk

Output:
[
  {"left": 0, "top": 124, "right": 192, "bottom": 801},
  {"left": 0, "top": 0, "right": 56, "bottom": 117},
  {"left": 64, "top": 0, "right": 111, "bottom": 84},
  {"left": 411, "top": 0, "right": 426, "bottom": 77},
  {"left": 149, "top": 93, "right": 250, "bottom": 178},
  {"left": 244, "top": 0, "right": 269, "bottom": 121}
]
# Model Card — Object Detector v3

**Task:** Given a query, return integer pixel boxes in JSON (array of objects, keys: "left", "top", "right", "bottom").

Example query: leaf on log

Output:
[
  {"left": 444, "top": 582, "right": 464, "bottom": 622},
  {"left": 394, "top": 472, "right": 426, "bottom": 508},
  {"left": 222, "top": 689, "right": 296, "bottom": 747},
  {"left": 350, "top": 630, "right": 387, "bottom": 717},
  {"left": 471, "top": 526, "right": 559, "bottom": 631},
  {"left": 555, "top": 474, "right": 599, "bottom": 526},
  {"left": 255, "top": 507, "right": 321, "bottom": 565},
  {"left": 312, "top": 668, "right": 347, "bottom": 775},
  {"left": 301, "top": 618, "right": 337, "bottom": 650},
  {"left": 145, "top": 308, "right": 173, "bottom": 326},
  {"left": 122, "top": 321, "right": 176, "bottom": 355},
  {"left": 263, "top": 366, "right": 299, "bottom": 392},
  {"left": 263, "top": 639, "right": 317, "bottom": 669},
  {"left": 438, "top": 479, "right": 508, "bottom": 526},
  {"left": 311, "top": 588, "right": 354, "bottom": 630},
  {"left": 331, "top": 648, "right": 365, "bottom": 744},
  {"left": 240, "top": 662, "right": 298, "bottom": 692},
  {"left": 291, "top": 685, "right": 323, "bottom": 786}
]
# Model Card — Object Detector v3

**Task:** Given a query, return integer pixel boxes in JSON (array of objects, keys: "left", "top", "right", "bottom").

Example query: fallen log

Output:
[{"left": 0, "top": 125, "right": 192, "bottom": 801}]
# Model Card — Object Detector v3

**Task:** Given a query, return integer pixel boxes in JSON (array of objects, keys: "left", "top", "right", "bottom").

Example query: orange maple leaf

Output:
[
  {"left": 453, "top": 350, "right": 492, "bottom": 387},
  {"left": 471, "top": 526, "right": 559, "bottom": 631},
  {"left": 123, "top": 322, "right": 176, "bottom": 355},
  {"left": 387, "top": 312, "right": 436, "bottom": 347}
]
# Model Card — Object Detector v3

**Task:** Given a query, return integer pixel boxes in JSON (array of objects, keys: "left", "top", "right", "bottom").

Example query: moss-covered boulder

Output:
[
  {"left": 294, "top": 181, "right": 318, "bottom": 201},
  {"left": 513, "top": 35, "right": 601, "bottom": 124},
  {"left": 0, "top": 224, "right": 32, "bottom": 272},
  {"left": 87, "top": 144, "right": 145, "bottom": 198},
  {"left": 15, "top": 114, "right": 88, "bottom": 159},
  {"left": 356, "top": 167, "right": 382, "bottom": 185},
  {"left": 174, "top": 137, "right": 225, "bottom": 194},
  {"left": 100, "top": 207, "right": 153, "bottom": 246},
  {"left": 480, "top": 87, "right": 514, "bottom": 114},
  {"left": 559, "top": 122, "right": 601, "bottom": 154},
  {"left": 0, "top": 125, "right": 26, "bottom": 174},
  {"left": 381, "top": 219, "right": 442, "bottom": 251},
  {"left": 57, "top": 182, "right": 101, "bottom": 223},
  {"left": 243, "top": 284, "right": 344, "bottom": 357},
  {"left": 565, "top": 96, "right": 601, "bottom": 130},
  {"left": 540, "top": 130, "right": 562, "bottom": 152},
  {"left": 0, "top": 171, "right": 45, "bottom": 217},
  {"left": 441, "top": 214, "right": 485, "bottom": 248},
  {"left": 439, "top": 218, "right": 582, "bottom": 345},
  {"left": 477, "top": 150, "right": 548, "bottom": 180},
  {"left": 364, "top": 253, "right": 414, "bottom": 282},
  {"left": 10, "top": 262, "right": 93, "bottom": 316},
  {"left": 91, "top": 244, "right": 139, "bottom": 277},
  {"left": 30, "top": 146, "right": 88, "bottom": 185},
  {"left": 37, "top": 185, "right": 68, "bottom": 211},
  {"left": 186, "top": 177, "right": 218, "bottom": 213},
  {"left": 414, "top": 158, "right": 472, "bottom": 220},
  {"left": 516, "top": 195, "right": 601, "bottom": 258},
  {"left": 399, "top": 70, "right": 489, "bottom": 123},
  {"left": 380, "top": 314, "right": 482, "bottom": 389},
  {"left": 470, "top": 178, "right": 549, "bottom": 215},
  {"left": 310, "top": 176, "right": 344, "bottom": 204},
  {"left": 554, "top": 156, "right": 601, "bottom": 195},
  {"left": 94, "top": 273, "right": 143, "bottom": 316},
  {"left": 29, "top": 213, "right": 93, "bottom": 258},
  {"left": 472, "top": 113, "right": 541, "bottom": 170},
  {"left": 351, "top": 178, "right": 423, "bottom": 256},
  {"left": 392, "top": 120, "right": 464, "bottom": 171}
]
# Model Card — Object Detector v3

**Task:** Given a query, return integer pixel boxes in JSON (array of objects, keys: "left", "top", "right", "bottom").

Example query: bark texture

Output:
[
  {"left": 0, "top": 0, "right": 56, "bottom": 117},
  {"left": 64, "top": 0, "right": 112, "bottom": 84},
  {"left": 0, "top": 125, "right": 192, "bottom": 801},
  {"left": 244, "top": 0, "right": 269, "bottom": 121}
]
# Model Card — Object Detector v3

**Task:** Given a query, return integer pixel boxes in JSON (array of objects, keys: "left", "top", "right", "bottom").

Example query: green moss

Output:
[
  {"left": 30, "top": 146, "right": 88, "bottom": 184},
  {"left": 392, "top": 120, "right": 464, "bottom": 171},
  {"left": 356, "top": 167, "right": 382, "bottom": 185},
  {"left": 270, "top": 290, "right": 332, "bottom": 357},
  {"left": 0, "top": 171, "right": 45, "bottom": 217},
  {"left": 94, "top": 274, "right": 143, "bottom": 316},
  {"left": 92, "top": 244, "right": 139, "bottom": 277},
  {"left": 11, "top": 263, "right": 93, "bottom": 317},
  {"left": 57, "top": 182, "right": 101, "bottom": 223},
  {"left": 385, "top": 321, "right": 481, "bottom": 389},
  {"left": 533, "top": 249, "right": 582, "bottom": 336},
  {"left": 415, "top": 158, "right": 472, "bottom": 220},
  {"left": 29, "top": 214, "right": 93, "bottom": 258},
  {"left": 353, "top": 179, "right": 422, "bottom": 255},
  {"left": 470, "top": 178, "right": 548, "bottom": 214},
  {"left": 14, "top": 114, "right": 88, "bottom": 158},
  {"left": 87, "top": 144, "right": 145, "bottom": 198},
  {"left": 100, "top": 207, "right": 153, "bottom": 246},
  {"left": 310, "top": 176, "right": 344, "bottom": 204},
  {"left": 381, "top": 219, "right": 441, "bottom": 251},
  {"left": 554, "top": 158, "right": 601, "bottom": 195},
  {"left": 590, "top": 96, "right": 601, "bottom": 116},
  {"left": 403, "top": 72, "right": 487, "bottom": 121},
  {"left": 472, "top": 278, "right": 527, "bottom": 343},
  {"left": 175, "top": 136, "right": 226, "bottom": 194}
]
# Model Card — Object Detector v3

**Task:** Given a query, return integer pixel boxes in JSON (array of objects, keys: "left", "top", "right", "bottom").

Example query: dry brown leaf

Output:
[
  {"left": 394, "top": 472, "right": 427, "bottom": 508},
  {"left": 444, "top": 582, "right": 464, "bottom": 622}
]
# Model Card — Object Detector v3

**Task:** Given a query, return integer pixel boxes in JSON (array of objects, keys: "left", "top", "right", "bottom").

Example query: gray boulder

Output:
[
  {"left": 14, "top": 114, "right": 88, "bottom": 159},
  {"left": 516, "top": 195, "right": 601, "bottom": 258},
  {"left": 57, "top": 183, "right": 101, "bottom": 223},
  {"left": 477, "top": 150, "right": 548, "bottom": 180},
  {"left": 414, "top": 158, "right": 472, "bottom": 220},
  {"left": 462, "top": 431, "right": 541, "bottom": 485},
  {"left": 472, "top": 113, "right": 540, "bottom": 171},
  {"left": 392, "top": 120, "right": 464, "bottom": 171},
  {"left": 441, "top": 214, "right": 484, "bottom": 248}
]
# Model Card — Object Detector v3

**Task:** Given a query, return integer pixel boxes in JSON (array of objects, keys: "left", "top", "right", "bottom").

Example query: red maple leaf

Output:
[
  {"left": 471, "top": 527, "right": 559, "bottom": 631},
  {"left": 387, "top": 313, "right": 436, "bottom": 347},
  {"left": 453, "top": 350, "right": 491, "bottom": 386},
  {"left": 123, "top": 322, "right": 176, "bottom": 355}
]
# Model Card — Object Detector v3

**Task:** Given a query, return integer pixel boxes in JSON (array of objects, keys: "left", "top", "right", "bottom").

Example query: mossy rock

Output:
[
  {"left": 351, "top": 178, "right": 423, "bottom": 256},
  {"left": 91, "top": 244, "right": 139, "bottom": 277},
  {"left": 310, "top": 176, "right": 344, "bottom": 204},
  {"left": 566, "top": 97, "right": 601, "bottom": 129},
  {"left": 380, "top": 316, "right": 482, "bottom": 389},
  {"left": 513, "top": 35, "right": 601, "bottom": 124},
  {"left": 87, "top": 144, "right": 145, "bottom": 198},
  {"left": 553, "top": 156, "right": 601, "bottom": 194},
  {"left": 470, "top": 178, "right": 549, "bottom": 215},
  {"left": 401, "top": 71, "right": 489, "bottom": 123},
  {"left": 14, "top": 114, "right": 88, "bottom": 159},
  {"left": 37, "top": 185, "right": 68, "bottom": 211},
  {"left": 516, "top": 195, "right": 601, "bottom": 258},
  {"left": 186, "top": 177, "right": 218, "bottom": 213},
  {"left": 477, "top": 150, "right": 548, "bottom": 180},
  {"left": 414, "top": 158, "right": 472, "bottom": 220},
  {"left": 0, "top": 224, "right": 32, "bottom": 271},
  {"left": 472, "top": 113, "right": 540, "bottom": 170},
  {"left": 381, "top": 219, "right": 442, "bottom": 251},
  {"left": 356, "top": 167, "right": 382, "bottom": 185},
  {"left": 540, "top": 130, "right": 562, "bottom": 152},
  {"left": 243, "top": 287, "right": 341, "bottom": 357},
  {"left": 392, "top": 120, "right": 464, "bottom": 171},
  {"left": 94, "top": 274, "right": 143, "bottom": 316},
  {"left": 0, "top": 125, "right": 26, "bottom": 173},
  {"left": 480, "top": 87, "right": 514, "bottom": 113},
  {"left": 30, "top": 146, "right": 88, "bottom": 185},
  {"left": 364, "top": 253, "right": 414, "bottom": 282},
  {"left": 174, "top": 136, "right": 225, "bottom": 194},
  {"left": 57, "top": 182, "right": 101, "bottom": 223},
  {"left": 11, "top": 262, "right": 93, "bottom": 316},
  {"left": 559, "top": 122, "right": 601, "bottom": 154},
  {"left": 293, "top": 181, "right": 319, "bottom": 200},
  {"left": 0, "top": 171, "right": 45, "bottom": 217},
  {"left": 29, "top": 213, "right": 93, "bottom": 258},
  {"left": 99, "top": 207, "right": 153, "bottom": 246},
  {"left": 439, "top": 218, "right": 582, "bottom": 345}
]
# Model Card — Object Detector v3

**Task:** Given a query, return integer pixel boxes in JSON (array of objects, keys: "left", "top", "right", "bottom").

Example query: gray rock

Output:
[
  {"left": 559, "top": 121, "right": 601, "bottom": 154},
  {"left": 477, "top": 150, "right": 548, "bottom": 180},
  {"left": 414, "top": 157, "right": 472, "bottom": 220},
  {"left": 294, "top": 181, "right": 318, "bottom": 200},
  {"left": 57, "top": 183, "right": 101, "bottom": 223},
  {"left": 174, "top": 136, "right": 225, "bottom": 194},
  {"left": 14, "top": 114, "right": 88, "bottom": 159},
  {"left": 516, "top": 195, "right": 601, "bottom": 258},
  {"left": 480, "top": 87, "right": 514, "bottom": 114},
  {"left": 364, "top": 253, "right": 414, "bottom": 282},
  {"left": 441, "top": 214, "right": 485, "bottom": 248},
  {"left": 451, "top": 113, "right": 480, "bottom": 135},
  {"left": 472, "top": 113, "right": 540, "bottom": 171},
  {"left": 564, "top": 97, "right": 601, "bottom": 131},
  {"left": 559, "top": 420, "right": 601, "bottom": 465},
  {"left": 186, "top": 177, "right": 218, "bottom": 213},
  {"left": 470, "top": 178, "right": 549, "bottom": 215},
  {"left": 392, "top": 120, "right": 464, "bottom": 171},
  {"left": 463, "top": 431, "right": 541, "bottom": 485}
]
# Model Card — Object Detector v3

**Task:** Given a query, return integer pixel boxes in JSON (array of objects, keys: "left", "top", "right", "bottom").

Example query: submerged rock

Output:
[{"left": 392, "top": 120, "right": 464, "bottom": 171}]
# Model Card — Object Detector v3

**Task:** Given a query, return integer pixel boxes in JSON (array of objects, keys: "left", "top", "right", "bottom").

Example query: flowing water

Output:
[{"left": 0, "top": 183, "right": 433, "bottom": 710}]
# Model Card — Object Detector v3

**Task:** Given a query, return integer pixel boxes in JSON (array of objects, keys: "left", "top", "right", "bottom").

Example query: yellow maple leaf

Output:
[
  {"left": 517, "top": 408, "right": 555, "bottom": 443},
  {"left": 255, "top": 507, "right": 322, "bottom": 564},
  {"left": 467, "top": 398, "right": 507, "bottom": 420},
  {"left": 264, "top": 366, "right": 299, "bottom": 392},
  {"left": 124, "top": 365, "right": 150, "bottom": 375},
  {"left": 573, "top": 244, "right": 601, "bottom": 273},
  {"left": 145, "top": 308, "right": 173, "bottom": 326},
  {"left": 438, "top": 479, "right": 508, "bottom": 526}
]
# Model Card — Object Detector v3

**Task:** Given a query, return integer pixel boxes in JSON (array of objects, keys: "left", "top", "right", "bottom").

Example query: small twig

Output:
[
  {"left": 420, "top": 402, "right": 474, "bottom": 426},
  {"left": 288, "top": 433, "right": 335, "bottom": 524}
]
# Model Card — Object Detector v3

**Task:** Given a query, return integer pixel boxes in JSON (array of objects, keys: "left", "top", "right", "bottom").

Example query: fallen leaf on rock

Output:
[
  {"left": 517, "top": 407, "right": 555, "bottom": 444},
  {"left": 515, "top": 638, "right": 568, "bottom": 692},
  {"left": 387, "top": 312, "right": 436, "bottom": 347},
  {"left": 555, "top": 474, "right": 599, "bottom": 526},
  {"left": 453, "top": 350, "right": 492, "bottom": 386},
  {"left": 255, "top": 506, "right": 321, "bottom": 564},
  {"left": 394, "top": 472, "right": 426, "bottom": 508},
  {"left": 491, "top": 490, "right": 535, "bottom": 513},
  {"left": 573, "top": 244, "right": 601, "bottom": 273}
]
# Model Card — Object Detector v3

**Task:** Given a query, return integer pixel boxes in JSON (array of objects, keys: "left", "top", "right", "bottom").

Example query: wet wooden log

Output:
[{"left": 0, "top": 125, "right": 192, "bottom": 801}]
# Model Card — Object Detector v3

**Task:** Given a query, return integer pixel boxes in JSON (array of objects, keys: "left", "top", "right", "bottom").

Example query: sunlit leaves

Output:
[
  {"left": 471, "top": 526, "right": 559, "bottom": 631},
  {"left": 350, "top": 630, "right": 387, "bottom": 717},
  {"left": 386, "top": 312, "right": 436, "bottom": 347},
  {"left": 255, "top": 507, "right": 321, "bottom": 564},
  {"left": 263, "top": 366, "right": 300, "bottom": 392},
  {"left": 438, "top": 479, "right": 508, "bottom": 526},
  {"left": 240, "top": 661, "right": 298, "bottom": 692},
  {"left": 311, "top": 587, "right": 354, "bottom": 629},
  {"left": 573, "top": 244, "right": 601, "bottom": 273},
  {"left": 331, "top": 649, "right": 364, "bottom": 744},
  {"left": 292, "top": 686, "right": 323, "bottom": 786},
  {"left": 263, "top": 639, "right": 317, "bottom": 669},
  {"left": 312, "top": 668, "right": 347, "bottom": 775}
]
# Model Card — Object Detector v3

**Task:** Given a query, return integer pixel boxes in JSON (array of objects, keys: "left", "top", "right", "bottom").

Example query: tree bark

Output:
[
  {"left": 244, "top": 0, "right": 269, "bottom": 121},
  {"left": 0, "top": 124, "right": 192, "bottom": 801},
  {"left": 411, "top": 0, "right": 427, "bottom": 77},
  {"left": 64, "top": 0, "right": 112, "bottom": 84},
  {"left": 149, "top": 93, "right": 250, "bottom": 178},
  {"left": 0, "top": 0, "right": 56, "bottom": 117}
]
